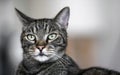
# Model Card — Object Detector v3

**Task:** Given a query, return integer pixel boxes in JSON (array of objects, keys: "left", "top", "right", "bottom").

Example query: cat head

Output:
[{"left": 15, "top": 7, "right": 70, "bottom": 62}]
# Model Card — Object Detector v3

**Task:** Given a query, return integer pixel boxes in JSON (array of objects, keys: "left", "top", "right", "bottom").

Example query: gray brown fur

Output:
[
  {"left": 78, "top": 67, "right": 120, "bottom": 75},
  {"left": 15, "top": 7, "right": 79, "bottom": 75},
  {"left": 16, "top": 55, "right": 79, "bottom": 75}
]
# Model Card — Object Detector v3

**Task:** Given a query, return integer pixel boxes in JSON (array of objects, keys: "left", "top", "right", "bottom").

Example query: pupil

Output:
[
  {"left": 51, "top": 35, "right": 54, "bottom": 38},
  {"left": 29, "top": 35, "right": 34, "bottom": 40}
]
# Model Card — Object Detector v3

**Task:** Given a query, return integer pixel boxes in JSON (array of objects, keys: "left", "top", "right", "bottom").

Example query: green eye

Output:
[
  {"left": 48, "top": 33, "right": 57, "bottom": 40},
  {"left": 26, "top": 34, "right": 36, "bottom": 41}
]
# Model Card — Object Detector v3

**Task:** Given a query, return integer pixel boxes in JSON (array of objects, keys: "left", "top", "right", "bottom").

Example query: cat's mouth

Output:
[
  {"left": 34, "top": 52, "right": 47, "bottom": 57},
  {"left": 39, "top": 52, "right": 49, "bottom": 57},
  {"left": 32, "top": 46, "right": 53, "bottom": 58},
  {"left": 37, "top": 48, "right": 48, "bottom": 56}
]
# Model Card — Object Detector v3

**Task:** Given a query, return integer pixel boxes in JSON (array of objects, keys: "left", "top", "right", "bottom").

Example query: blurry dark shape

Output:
[
  {"left": 0, "top": 32, "right": 2, "bottom": 75},
  {"left": 0, "top": 25, "right": 15, "bottom": 75},
  {"left": 0, "top": 0, "right": 15, "bottom": 74}
]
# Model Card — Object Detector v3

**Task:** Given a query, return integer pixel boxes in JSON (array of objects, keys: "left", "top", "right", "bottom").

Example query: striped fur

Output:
[
  {"left": 21, "top": 19, "right": 68, "bottom": 62},
  {"left": 16, "top": 7, "right": 80, "bottom": 75}
]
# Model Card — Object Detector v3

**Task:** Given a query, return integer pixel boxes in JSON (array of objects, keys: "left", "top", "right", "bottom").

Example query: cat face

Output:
[{"left": 15, "top": 7, "right": 70, "bottom": 62}]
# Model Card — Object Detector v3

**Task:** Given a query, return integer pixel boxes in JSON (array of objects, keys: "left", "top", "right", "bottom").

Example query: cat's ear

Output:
[
  {"left": 15, "top": 8, "right": 34, "bottom": 26},
  {"left": 54, "top": 7, "right": 70, "bottom": 29}
]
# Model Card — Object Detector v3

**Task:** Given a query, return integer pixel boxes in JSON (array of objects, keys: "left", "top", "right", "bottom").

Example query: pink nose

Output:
[{"left": 37, "top": 46, "right": 45, "bottom": 50}]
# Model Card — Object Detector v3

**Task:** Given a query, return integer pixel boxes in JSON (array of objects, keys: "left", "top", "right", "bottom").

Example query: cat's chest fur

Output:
[
  {"left": 36, "top": 62, "right": 67, "bottom": 75},
  {"left": 17, "top": 55, "right": 79, "bottom": 75}
]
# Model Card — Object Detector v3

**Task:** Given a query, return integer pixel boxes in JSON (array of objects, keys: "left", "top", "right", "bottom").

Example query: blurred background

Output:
[{"left": 0, "top": 0, "right": 120, "bottom": 75}]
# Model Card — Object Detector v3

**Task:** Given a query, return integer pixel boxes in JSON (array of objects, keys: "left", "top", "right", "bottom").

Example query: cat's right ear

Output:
[
  {"left": 15, "top": 8, "right": 33, "bottom": 26},
  {"left": 54, "top": 7, "right": 70, "bottom": 29}
]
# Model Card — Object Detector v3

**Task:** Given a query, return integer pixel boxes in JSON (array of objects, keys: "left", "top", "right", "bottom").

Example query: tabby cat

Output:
[
  {"left": 15, "top": 7, "right": 120, "bottom": 75},
  {"left": 15, "top": 7, "right": 79, "bottom": 75}
]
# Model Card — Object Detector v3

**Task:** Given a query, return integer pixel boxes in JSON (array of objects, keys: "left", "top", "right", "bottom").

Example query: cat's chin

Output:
[{"left": 34, "top": 55, "right": 49, "bottom": 62}]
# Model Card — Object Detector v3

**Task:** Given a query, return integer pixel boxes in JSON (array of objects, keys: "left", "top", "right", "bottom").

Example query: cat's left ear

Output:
[
  {"left": 54, "top": 7, "right": 70, "bottom": 29},
  {"left": 15, "top": 8, "right": 34, "bottom": 26}
]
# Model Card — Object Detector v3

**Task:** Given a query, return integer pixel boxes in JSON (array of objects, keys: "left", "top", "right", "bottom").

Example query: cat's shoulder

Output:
[{"left": 78, "top": 67, "right": 120, "bottom": 75}]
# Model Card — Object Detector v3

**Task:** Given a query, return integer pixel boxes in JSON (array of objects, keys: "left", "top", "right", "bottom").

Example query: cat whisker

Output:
[
  {"left": 48, "top": 50, "right": 55, "bottom": 52},
  {"left": 29, "top": 51, "right": 34, "bottom": 52},
  {"left": 48, "top": 51, "right": 54, "bottom": 53}
]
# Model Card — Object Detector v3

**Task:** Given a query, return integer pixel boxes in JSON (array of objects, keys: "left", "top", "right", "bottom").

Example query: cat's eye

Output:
[
  {"left": 26, "top": 34, "right": 36, "bottom": 41},
  {"left": 48, "top": 33, "right": 57, "bottom": 40}
]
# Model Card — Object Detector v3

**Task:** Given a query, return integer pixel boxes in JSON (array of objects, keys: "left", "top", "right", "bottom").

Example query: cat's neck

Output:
[
  {"left": 22, "top": 54, "right": 69, "bottom": 74},
  {"left": 22, "top": 57, "right": 54, "bottom": 74}
]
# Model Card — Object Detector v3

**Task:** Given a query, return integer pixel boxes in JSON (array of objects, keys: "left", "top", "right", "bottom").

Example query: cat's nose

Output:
[{"left": 37, "top": 46, "right": 45, "bottom": 50}]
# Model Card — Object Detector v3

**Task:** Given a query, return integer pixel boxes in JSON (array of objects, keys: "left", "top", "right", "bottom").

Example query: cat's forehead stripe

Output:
[
  {"left": 35, "top": 21, "right": 39, "bottom": 32},
  {"left": 45, "top": 23, "right": 50, "bottom": 33},
  {"left": 25, "top": 19, "right": 59, "bottom": 34},
  {"left": 44, "top": 23, "right": 48, "bottom": 31},
  {"left": 33, "top": 24, "right": 37, "bottom": 33}
]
